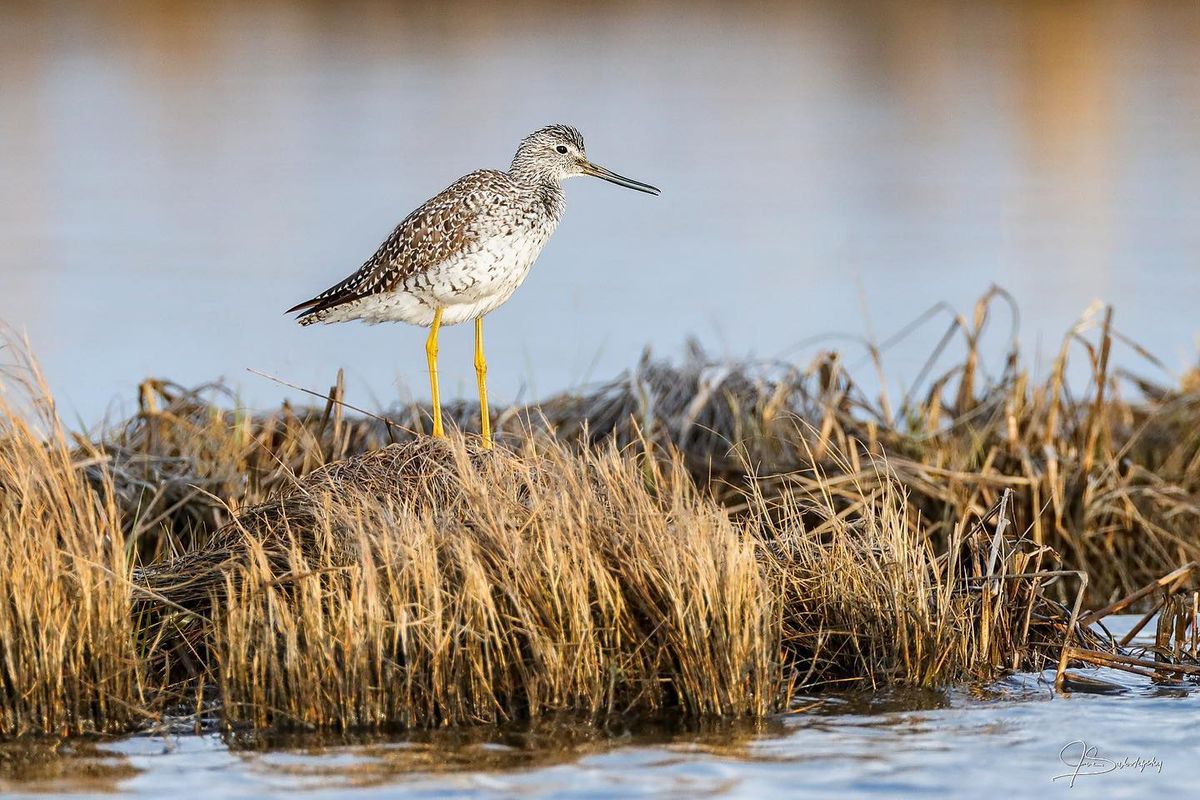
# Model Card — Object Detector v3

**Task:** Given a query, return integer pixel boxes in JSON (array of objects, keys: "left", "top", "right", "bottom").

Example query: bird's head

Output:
[{"left": 510, "top": 124, "right": 660, "bottom": 195}]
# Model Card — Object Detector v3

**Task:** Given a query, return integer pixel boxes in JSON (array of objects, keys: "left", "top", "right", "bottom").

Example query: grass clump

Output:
[
  {"left": 109, "top": 294, "right": 1200, "bottom": 605},
  {"left": 1, "top": 290, "right": 1197, "bottom": 737},
  {"left": 137, "top": 435, "right": 1067, "bottom": 732},
  {"left": 0, "top": 348, "right": 147, "bottom": 736},
  {"left": 130, "top": 434, "right": 1078, "bottom": 731},
  {"left": 540, "top": 293, "right": 1200, "bottom": 605},
  {"left": 201, "top": 439, "right": 778, "bottom": 729}
]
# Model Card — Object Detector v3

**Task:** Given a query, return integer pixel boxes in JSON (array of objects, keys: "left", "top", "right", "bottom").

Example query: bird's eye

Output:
[{"left": 555, "top": 145, "right": 568, "bottom": 154}]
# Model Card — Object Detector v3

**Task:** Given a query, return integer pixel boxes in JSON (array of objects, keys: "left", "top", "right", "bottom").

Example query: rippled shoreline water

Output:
[{"left": 3, "top": 617, "right": 1195, "bottom": 799}]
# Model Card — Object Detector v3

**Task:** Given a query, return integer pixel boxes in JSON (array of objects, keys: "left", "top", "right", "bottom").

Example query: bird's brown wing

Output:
[{"left": 287, "top": 170, "right": 512, "bottom": 322}]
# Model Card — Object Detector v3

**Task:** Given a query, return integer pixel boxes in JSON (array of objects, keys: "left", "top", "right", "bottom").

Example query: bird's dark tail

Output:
[{"left": 286, "top": 297, "right": 324, "bottom": 325}]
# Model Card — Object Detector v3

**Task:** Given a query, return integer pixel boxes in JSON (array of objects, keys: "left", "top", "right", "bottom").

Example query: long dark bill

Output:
[{"left": 581, "top": 162, "right": 661, "bottom": 195}]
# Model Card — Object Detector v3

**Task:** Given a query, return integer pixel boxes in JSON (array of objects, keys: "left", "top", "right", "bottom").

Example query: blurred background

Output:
[{"left": 1, "top": 0, "right": 1197, "bottom": 421}]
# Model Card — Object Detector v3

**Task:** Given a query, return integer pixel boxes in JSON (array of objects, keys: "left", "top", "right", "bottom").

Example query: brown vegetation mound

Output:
[
  {"left": 4, "top": 291, "right": 1200, "bottom": 737},
  {"left": 139, "top": 437, "right": 779, "bottom": 730}
]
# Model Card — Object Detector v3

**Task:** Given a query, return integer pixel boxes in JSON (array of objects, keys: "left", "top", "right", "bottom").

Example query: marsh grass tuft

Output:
[
  {"left": 204, "top": 439, "right": 778, "bottom": 729},
  {"left": 142, "top": 435, "right": 1072, "bottom": 732},
  {"left": 2, "top": 290, "right": 1199, "bottom": 736},
  {"left": 0, "top": 345, "right": 148, "bottom": 736}
]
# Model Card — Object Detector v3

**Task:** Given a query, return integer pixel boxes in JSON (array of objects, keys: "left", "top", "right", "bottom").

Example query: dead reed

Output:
[
  {"left": 2, "top": 289, "right": 1199, "bottom": 737},
  {"left": 0, "top": 344, "right": 148, "bottom": 736},
  {"left": 208, "top": 439, "right": 777, "bottom": 729},
  {"left": 100, "top": 292, "right": 1200, "bottom": 606},
  {"left": 139, "top": 436, "right": 1078, "bottom": 731},
  {"left": 535, "top": 291, "right": 1200, "bottom": 606}
]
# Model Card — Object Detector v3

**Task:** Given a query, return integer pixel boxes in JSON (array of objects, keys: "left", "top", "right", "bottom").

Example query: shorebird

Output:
[{"left": 287, "top": 124, "right": 659, "bottom": 448}]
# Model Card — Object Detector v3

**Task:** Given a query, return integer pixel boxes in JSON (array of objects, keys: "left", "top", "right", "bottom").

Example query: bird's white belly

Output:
[
  {"left": 317, "top": 229, "right": 551, "bottom": 328},
  {"left": 422, "top": 231, "right": 548, "bottom": 323}
]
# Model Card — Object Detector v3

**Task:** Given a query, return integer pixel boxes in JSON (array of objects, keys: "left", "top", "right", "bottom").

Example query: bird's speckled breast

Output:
[
  {"left": 408, "top": 216, "right": 557, "bottom": 325},
  {"left": 383, "top": 182, "right": 561, "bottom": 326},
  {"left": 320, "top": 213, "right": 558, "bottom": 328}
]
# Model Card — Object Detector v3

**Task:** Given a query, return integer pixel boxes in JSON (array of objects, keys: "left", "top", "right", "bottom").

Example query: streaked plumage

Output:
[
  {"left": 287, "top": 124, "right": 659, "bottom": 446},
  {"left": 289, "top": 125, "right": 593, "bottom": 327},
  {"left": 289, "top": 168, "right": 563, "bottom": 327}
]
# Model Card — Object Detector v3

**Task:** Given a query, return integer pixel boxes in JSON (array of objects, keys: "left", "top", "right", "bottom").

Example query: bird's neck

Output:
[
  {"left": 508, "top": 151, "right": 553, "bottom": 183},
  {"left": 509, "top": 167, "right": 566, "bottom": 221},
  {"left": 537, "top": 181, "right": 566, "bottom": 221}
]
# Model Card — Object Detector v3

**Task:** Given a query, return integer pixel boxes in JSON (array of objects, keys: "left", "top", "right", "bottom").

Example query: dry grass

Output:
[
  {"left": 205, "top": 439, "right": 778, "bottom": 729},
  {"left": 102, "top": 294, "right": 1200, "bottom": 605},
  {"left": 137, "top": 435, "right": 1074, "bottom": 732},
  {"left": 0, "top": 345, "right": 148, "bottom": 736},
  {"left": 537, "top": 292, "right": 1200, "bottom": 605},
  {"left": 2, "top": 290, "right": 1199, "bottom": 736}
]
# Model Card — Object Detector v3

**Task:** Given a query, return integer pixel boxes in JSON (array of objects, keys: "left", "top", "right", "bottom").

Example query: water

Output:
[
  {"left": 1, "top": 1, "right": 1198, "bottom": 423},
  {"left": 2, "top": 616, "right": 1195, "bottom": 799}
]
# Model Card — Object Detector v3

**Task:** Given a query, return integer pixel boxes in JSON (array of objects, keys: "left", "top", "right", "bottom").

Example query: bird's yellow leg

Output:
[
  {"left": 474, "top": 315, "right": 492, "bottom": 449},
  {"left": 426, "top": 308, "right": 444, "bottom": 438}
]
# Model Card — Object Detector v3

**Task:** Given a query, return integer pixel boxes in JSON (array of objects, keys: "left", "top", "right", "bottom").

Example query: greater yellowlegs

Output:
[{"left": 287, "top": 124, "right": 659, "bottom": 448}]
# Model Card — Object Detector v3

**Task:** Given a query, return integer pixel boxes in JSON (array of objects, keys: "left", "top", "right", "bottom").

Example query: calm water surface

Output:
[
  {"left": 1, "top": 1, "right": 1198, "bottom": 421},
  {"left": 2, "top": 617, "right": 1196, "bottom": 799}
]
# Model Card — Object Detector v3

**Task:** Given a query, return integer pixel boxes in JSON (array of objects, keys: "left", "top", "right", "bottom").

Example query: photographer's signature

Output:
[{"left": 1053, "top": 740, "right": 1162, "bottom": 787}]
